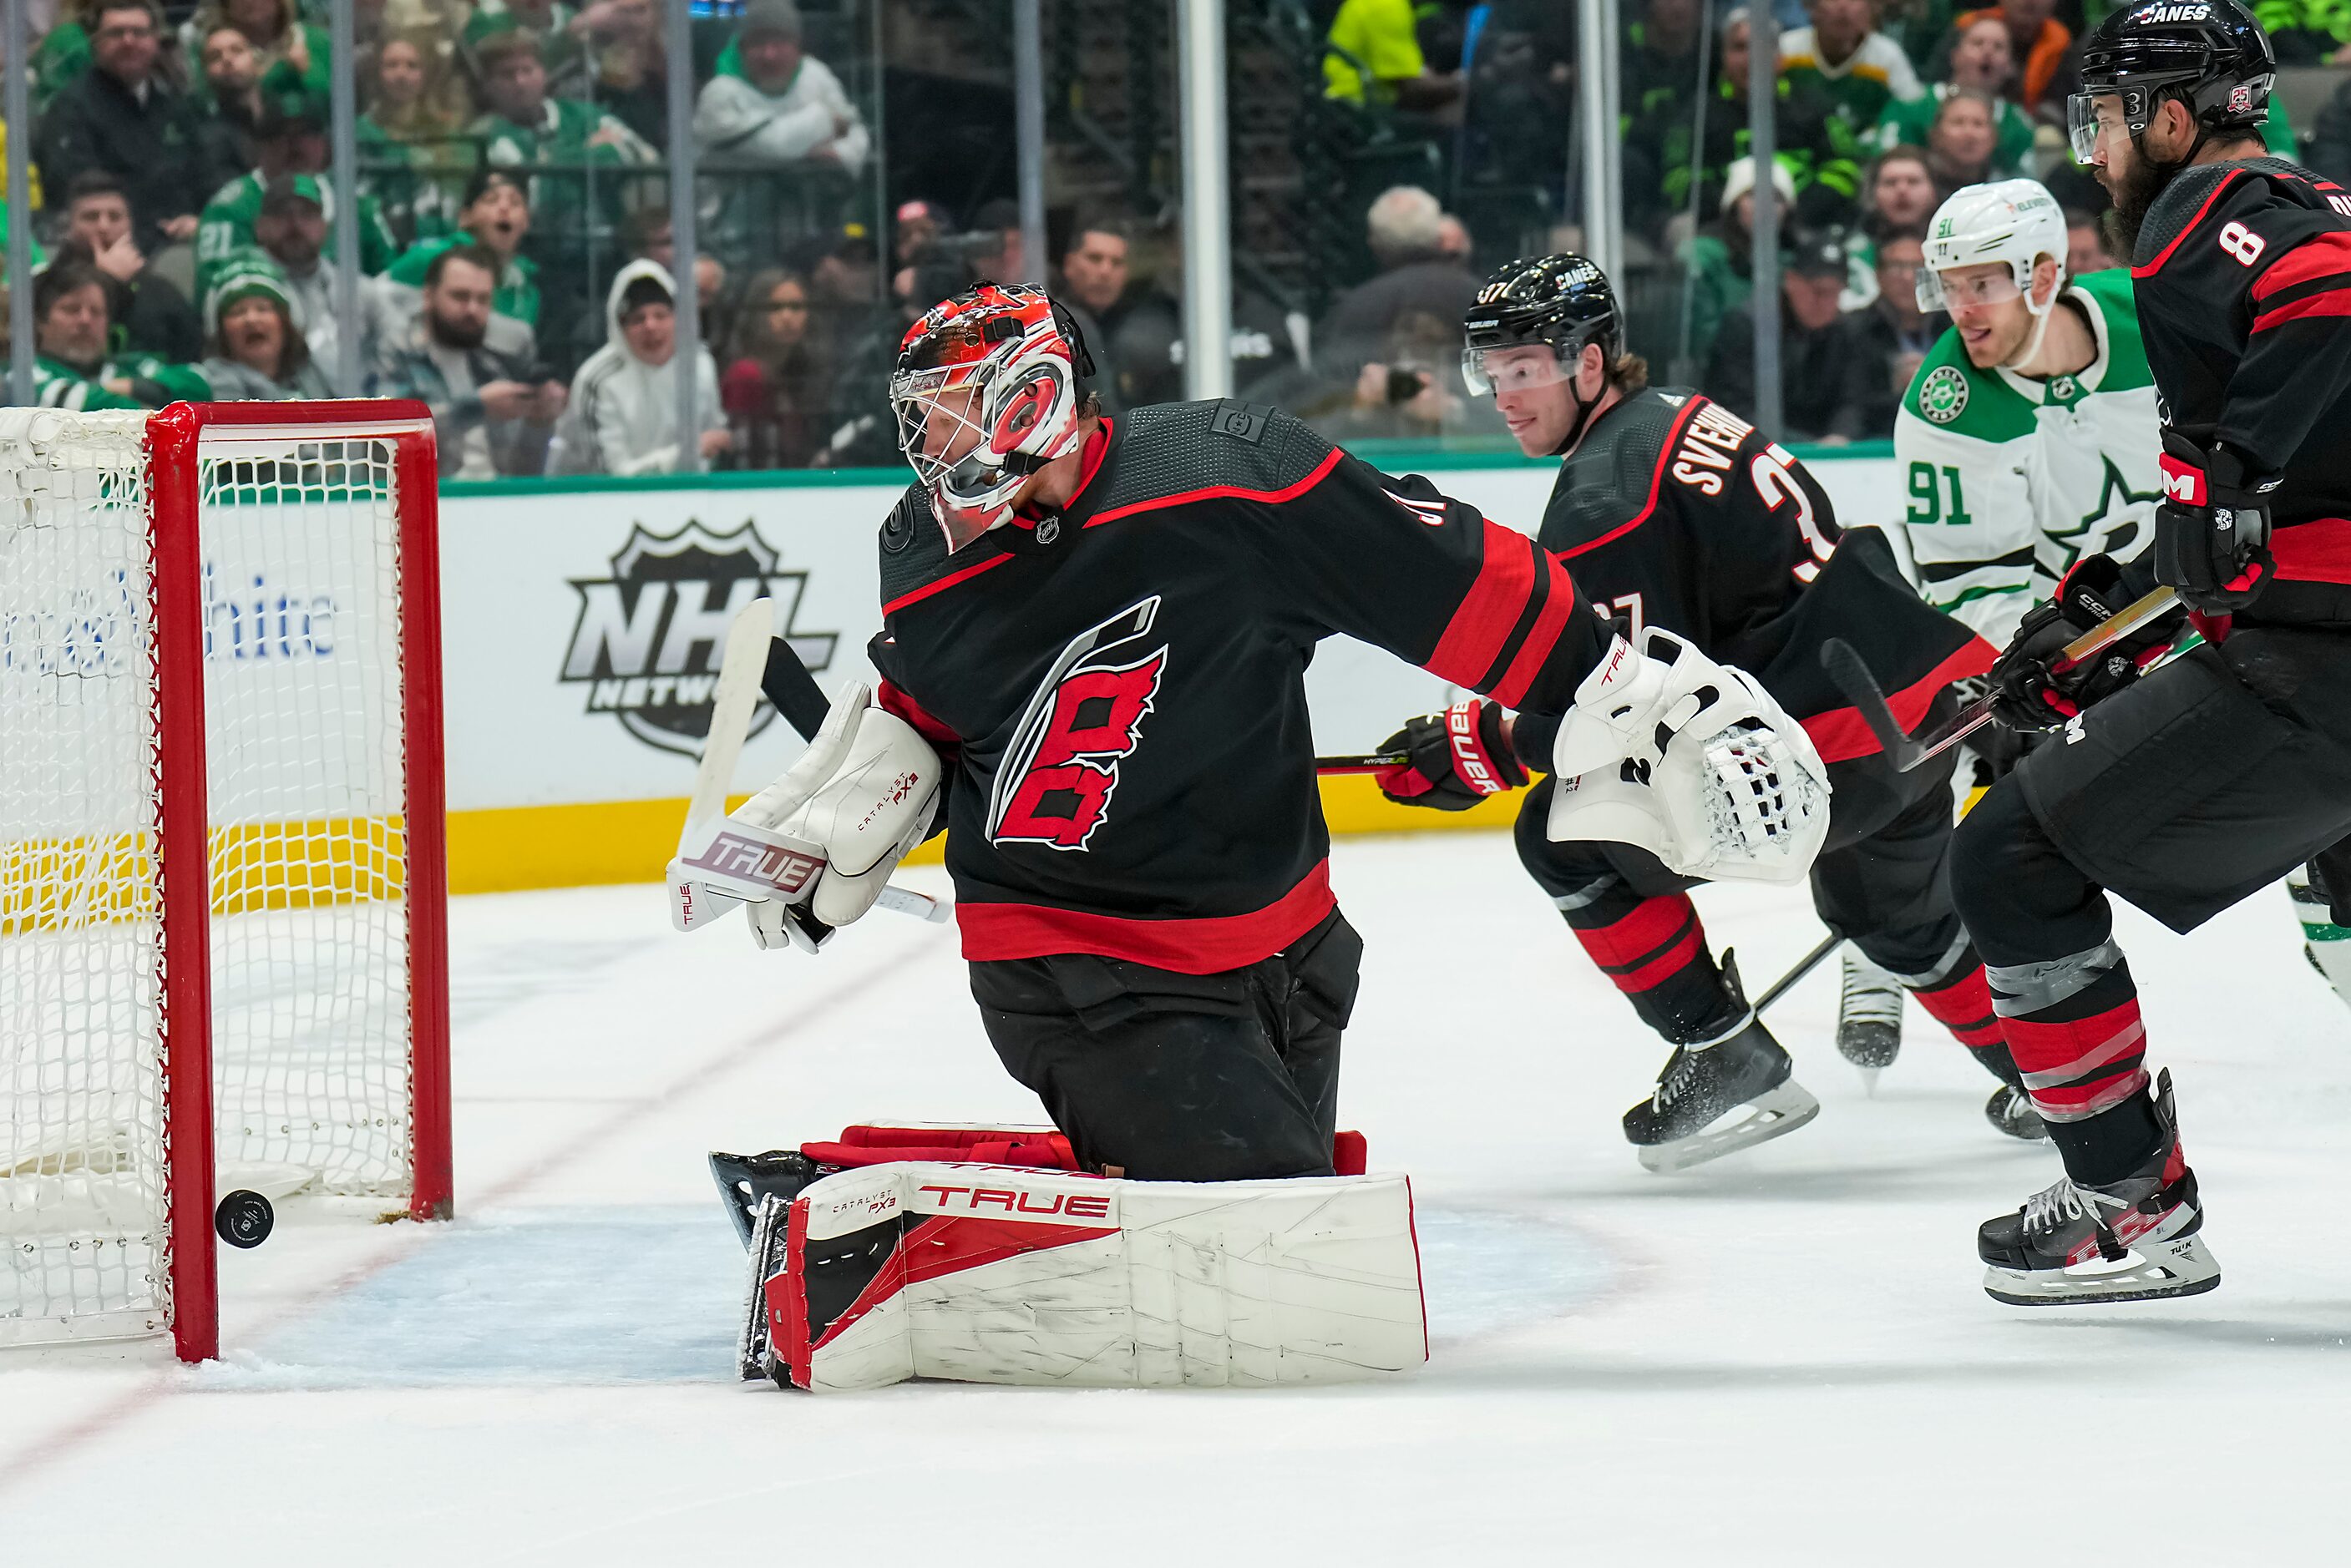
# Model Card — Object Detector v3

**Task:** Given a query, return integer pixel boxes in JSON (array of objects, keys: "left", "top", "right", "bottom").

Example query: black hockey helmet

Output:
[
  {"left": 1461, "top": 253, "right": 1623, "bottom": 397},
  {"left": 2067, "top": 0, "right": 2274, "bottom": 164}
]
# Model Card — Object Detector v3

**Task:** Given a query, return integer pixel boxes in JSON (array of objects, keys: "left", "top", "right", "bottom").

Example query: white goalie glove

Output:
[
  {"left": 732, "top": 681, "right": 941, "bottom": 948},
  {"left": 1547, "top": 629, "right": 1831, "bottom": 885}
]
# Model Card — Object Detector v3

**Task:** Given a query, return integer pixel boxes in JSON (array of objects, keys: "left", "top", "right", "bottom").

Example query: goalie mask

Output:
[{"left": 890, "top": 283, "right": 1095, "bottom": 553}]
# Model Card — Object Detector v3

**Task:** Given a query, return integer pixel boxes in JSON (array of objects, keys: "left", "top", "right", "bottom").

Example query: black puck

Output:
[{"left": 215, "top": 1189, "right": 275, "bottom": 1249}]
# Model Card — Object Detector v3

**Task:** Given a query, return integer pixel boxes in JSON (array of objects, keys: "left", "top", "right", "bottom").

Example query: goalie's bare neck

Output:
[{"left": 1015, "top": 414, "right": 1107, "bottom": 514}]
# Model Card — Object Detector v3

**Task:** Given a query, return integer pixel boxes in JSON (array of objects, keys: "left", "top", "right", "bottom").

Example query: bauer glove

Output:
[
  {"left": 1374, "top": 699, "right": 1527, "bottom": 810},
  {"left": 2154, "top": 438, "right": 2275, "bottom": 615},
  {"left": 1989, "top": 554, "right": 2184, "bottom": 731}
]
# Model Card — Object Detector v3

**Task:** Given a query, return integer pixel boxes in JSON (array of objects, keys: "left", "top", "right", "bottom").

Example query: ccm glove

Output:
[
  {"left": 1989, "top": 554, "right": 2184, "bottom": 731},
  {"left": 1374, "top": 699, "right": 1527, "bottom": 810},
  {"left": 2155, "top": 439, "right": 2275, "bottom": 614}
]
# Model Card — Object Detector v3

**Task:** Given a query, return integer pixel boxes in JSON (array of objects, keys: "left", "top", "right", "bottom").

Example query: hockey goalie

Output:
[{"left": 672, "top": 283, "right": 1829, "bottom": 1391}]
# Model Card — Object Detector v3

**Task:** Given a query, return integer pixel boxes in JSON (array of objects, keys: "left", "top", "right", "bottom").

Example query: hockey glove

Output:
[
  {"left": 2154, "top": 439, "right": 2275, "bottom": 614},
  {"left": 735, "top": 680, "right": 941, "bottom": 949},
  {"left": 1374, "top": 700, "right": 1527, "bottom": 810},
  {"left": 1989, "top": 554, "right": 2185, "bottom": 731}
]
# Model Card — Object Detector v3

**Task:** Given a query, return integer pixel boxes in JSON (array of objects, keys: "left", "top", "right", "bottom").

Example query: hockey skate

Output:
[
  {"left": 1978, "top": 1071, "right": 2218, "bottom": 1306},
  {"left": 709, "top": 1148, "right": 822, "bottom": 1247},
  {"left": 1837, "top": 950, "right": 1903, "bottom": 1090},
  {"left": 1984, "top": 1084, "right": 2051, "bottom": 1142},
  {"left": 2290, "top": 868, "right": 2351, "bottom": 1012},
  {"left": 1624, "top": 1014, "right": 1820, "bottom": 1174}
]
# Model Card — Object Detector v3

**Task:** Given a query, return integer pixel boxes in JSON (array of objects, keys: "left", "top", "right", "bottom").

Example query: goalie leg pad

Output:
[{"left": 749, "top": 1163, "right": 1428, "bottom": 1392}]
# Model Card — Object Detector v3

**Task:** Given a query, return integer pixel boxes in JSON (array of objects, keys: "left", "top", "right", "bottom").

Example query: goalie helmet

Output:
[
  {"left": 2067, "top": 0, "right": 2273, "bottom": 165},
  {"left": 890, "top": 283, "right": 1096, "bottom": 552},
  {"left": 1916, "top": 179, "right": 2070, "bottom": 319}
]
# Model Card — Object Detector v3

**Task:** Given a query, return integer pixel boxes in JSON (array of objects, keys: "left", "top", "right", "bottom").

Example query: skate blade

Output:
[
  {"left": 736, "top": 1193, "right": 791, "bottom": 1383},
  {"left": 1636, "top": 1080, "right": 1822, "bottom": 1174},
  {"left": 1983, "top": 1234, "right": 2221, "bottom": 1307}
]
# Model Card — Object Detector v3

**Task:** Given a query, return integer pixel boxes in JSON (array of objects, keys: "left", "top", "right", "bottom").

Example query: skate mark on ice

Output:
[{"left": 202, "top": 1206, "right": 740, "bottom": 1389}]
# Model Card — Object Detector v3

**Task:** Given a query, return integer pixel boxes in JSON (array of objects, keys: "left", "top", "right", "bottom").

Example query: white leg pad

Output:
[{"left": 761, "top": 1163, "right": 1428, "bottom": 1392}]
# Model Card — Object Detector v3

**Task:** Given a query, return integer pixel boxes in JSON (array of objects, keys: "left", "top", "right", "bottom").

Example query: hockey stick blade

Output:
[{"left": 682, "top": 596, "right": 777, "bottom": 843}]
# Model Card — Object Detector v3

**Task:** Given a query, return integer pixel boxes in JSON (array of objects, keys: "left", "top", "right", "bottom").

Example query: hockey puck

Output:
[{"left": 214, "top": 1190, "right": 275, "bottom": 1249}]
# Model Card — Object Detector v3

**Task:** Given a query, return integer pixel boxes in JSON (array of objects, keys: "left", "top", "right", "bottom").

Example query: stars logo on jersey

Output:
[
  {"left": 2048, "top": 455, "right": 2163, "bottom": 574},
  {"left": 988, "top": 596, "right": 1167, "bottom": 851},
  {"left": 1920, "top": 365, "right": 1970, "bottom": 425}
]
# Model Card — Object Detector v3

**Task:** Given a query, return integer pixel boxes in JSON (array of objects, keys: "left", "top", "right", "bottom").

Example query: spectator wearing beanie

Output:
[
  {"left": 695, "top": 0, "right": 870, "bottom": 175},
  {"left": 560, "top": 260, "right": 729, "bottom": 476},
  {"left": 1680, "top": 154, "right": 1794, "bottom": 374},
  {"left": 200, "top": 248, "right": 334, "bottom": 398}
]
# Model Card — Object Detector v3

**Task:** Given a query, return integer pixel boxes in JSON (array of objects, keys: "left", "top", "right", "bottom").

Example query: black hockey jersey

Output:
[
  {"left": 869, "top": 400, "right": 1615, "bottom": 974},
  {"left": 2127, "top": 155, "right": 2351, "bottom": 627},
  {"left": 1531, "top": 387, "right": 1995, "bottom": 767}
]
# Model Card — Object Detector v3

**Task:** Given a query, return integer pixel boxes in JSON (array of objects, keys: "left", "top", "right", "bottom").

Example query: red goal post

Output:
[{"left": 1, "top": 401, "right": 451, "bottom": 1363}]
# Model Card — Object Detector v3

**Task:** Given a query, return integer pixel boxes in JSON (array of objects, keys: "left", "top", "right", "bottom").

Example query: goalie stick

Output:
[{"left": 1821, "top": 586, "right": 2182, "bottom": 773}]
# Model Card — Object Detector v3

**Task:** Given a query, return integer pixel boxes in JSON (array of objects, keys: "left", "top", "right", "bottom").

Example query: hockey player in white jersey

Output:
[
  {"left": 1896, "top": 179, "right": 2164, "bottom": 645},
  {"left": 1835, "top": 178, "right": 2166, "bottom": 1093}
]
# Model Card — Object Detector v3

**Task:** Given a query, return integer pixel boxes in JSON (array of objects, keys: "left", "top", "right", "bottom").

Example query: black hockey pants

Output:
[{"left": 965, "top": 908, "right": 1360, "bottom": 1181}]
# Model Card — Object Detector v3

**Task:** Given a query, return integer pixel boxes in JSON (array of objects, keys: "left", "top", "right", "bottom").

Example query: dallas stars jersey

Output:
[
  {"left": 869, "top": 400, "right": 1614, "bottom": 974},
  {"left": 1778, "top": 28, "right": 1923, "bottom": 133},
  {"left": 1894, "top": 266, "right": 2162, "bottom": 643}
]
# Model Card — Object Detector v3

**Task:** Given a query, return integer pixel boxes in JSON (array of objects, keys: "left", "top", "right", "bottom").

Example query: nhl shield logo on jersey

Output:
[
  {"left": 560, "top": 520, "right": 839, "bottom": 757},
  {"left": 988, "top": 596, "right": 1167, "bottom": 851},
  {"left": 1919, "top": 365, "right": 1970, "bottom": 425}
]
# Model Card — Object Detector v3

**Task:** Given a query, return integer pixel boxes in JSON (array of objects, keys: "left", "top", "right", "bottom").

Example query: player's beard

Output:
[{"left": 2100, "top": 149, "right": 2169, "bottom": 261}]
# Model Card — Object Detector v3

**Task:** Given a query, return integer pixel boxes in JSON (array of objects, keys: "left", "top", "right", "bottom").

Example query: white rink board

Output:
[{"left": 428, "top": 457, "right": 1908, "bottom": 814}]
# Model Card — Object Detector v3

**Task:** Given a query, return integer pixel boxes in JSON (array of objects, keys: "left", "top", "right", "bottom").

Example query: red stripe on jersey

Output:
[
  {"left": 957, "top": 859, "right": 1336, "bottom": 974},
  {"left": 1488, "top": 549, "right": 1581, "bottom": 709},
  {"left": 2249, "top": 230, "right": 2351, "bottom": 300},
  {"left": 2271, "top": 516, "right": 2351, "bottom": 584},
  {"left": 1082, "top": 446, "right": 1345, "bottom": 529},
  {"left": 1554, "top": 394, "right": 1707, "bottom": 562},
  {"left": 1802, "top": 635, "right": 1999, "bottom": 765},
  {"left": 2252, "top": 287, "right": 2351, "bottom": 331},
  {"left": 2133, "top": 169, "right": 2246, "bottom": 278},
  {"left": 1426, "top": 523, "right": 1538, "bottom": 688},
  {"left": 882, "top": 550, "right": 1015, "bottom": 615},
  {"left": 875, "top": 678, "right": 960, "bottom": 748}
]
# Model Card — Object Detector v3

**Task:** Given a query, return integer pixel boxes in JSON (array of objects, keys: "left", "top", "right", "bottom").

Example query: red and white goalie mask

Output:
[{"left": 890, "top": 283, "right": 1092, "bottom": 552}]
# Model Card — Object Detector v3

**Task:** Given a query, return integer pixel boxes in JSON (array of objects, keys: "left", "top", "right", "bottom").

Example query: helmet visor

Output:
[
  {"left": 1462, "top": 341, "right": 1574, "bottom": 397},
  {"left": 1917, "top": 264, "right": 2024, "bottom": 313}
]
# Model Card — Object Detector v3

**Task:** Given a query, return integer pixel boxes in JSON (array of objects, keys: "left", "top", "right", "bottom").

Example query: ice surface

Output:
[{"left": 6, "top": 833, "right": 2351, "bottom": 1564}]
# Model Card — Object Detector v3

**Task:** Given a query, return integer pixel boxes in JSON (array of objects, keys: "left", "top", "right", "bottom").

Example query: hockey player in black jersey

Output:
[
  {"left": 1373, "top": 255, "right": 2029, "bottom": 1172},
  {"left": 1948, "top": 0, "right": 2351, "bottom": 1303},
  {"left": 721, "top": 281, "right": 1829, "bottom": 1187}
]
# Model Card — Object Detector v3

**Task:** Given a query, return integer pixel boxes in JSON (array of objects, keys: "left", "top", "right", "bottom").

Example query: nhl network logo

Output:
[{"left": 560, "top": 520, "right": 839, "bottom": 756}]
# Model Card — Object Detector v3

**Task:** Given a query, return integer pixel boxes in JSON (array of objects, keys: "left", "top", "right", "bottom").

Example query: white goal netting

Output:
[{"left": 1, "top": 409, "right": 421, "bottom": 1347}]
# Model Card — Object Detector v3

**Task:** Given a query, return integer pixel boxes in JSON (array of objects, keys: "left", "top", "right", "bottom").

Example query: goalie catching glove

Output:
[
  {"left": 1373, "top": 699, "right": 1527, "bottom": 809},
  {"left": 1547, "top": 628, "right": 1830, "bottom": 885},
  {"left": 730, "top": 680, "right": 940, "bottom": 948}
]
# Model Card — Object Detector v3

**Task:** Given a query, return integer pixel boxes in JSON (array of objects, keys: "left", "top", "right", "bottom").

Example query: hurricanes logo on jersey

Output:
[
  {"left": 1920, "top": 365, "right": 1970, "bottom": 425},
  {"left": 989, "top": 596, "right": 1167, "bottom": 852}
]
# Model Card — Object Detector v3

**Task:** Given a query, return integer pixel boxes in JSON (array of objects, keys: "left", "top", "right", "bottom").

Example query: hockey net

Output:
[{"left": 0, "top": 402, "right": 449, "bottom": 1360}]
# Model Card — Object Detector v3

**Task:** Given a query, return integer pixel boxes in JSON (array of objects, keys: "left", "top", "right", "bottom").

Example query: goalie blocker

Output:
[{"left": 722, "top": 1126, "right": 1422, "bottom": 1392}]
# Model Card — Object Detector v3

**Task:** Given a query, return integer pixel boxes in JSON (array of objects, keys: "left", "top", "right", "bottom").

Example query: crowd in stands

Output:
[{"left": 8, "top": 0, "right": 2351, "bottom": 475}]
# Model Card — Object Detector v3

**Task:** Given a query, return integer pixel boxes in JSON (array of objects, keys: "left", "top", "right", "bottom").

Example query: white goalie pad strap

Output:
[
  {"left": 761, "top": 1163, "right": 1428, "bottom": 1393},
  {"left": 1548, "top": 629, "right": 1832, "bottom": 885}
]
